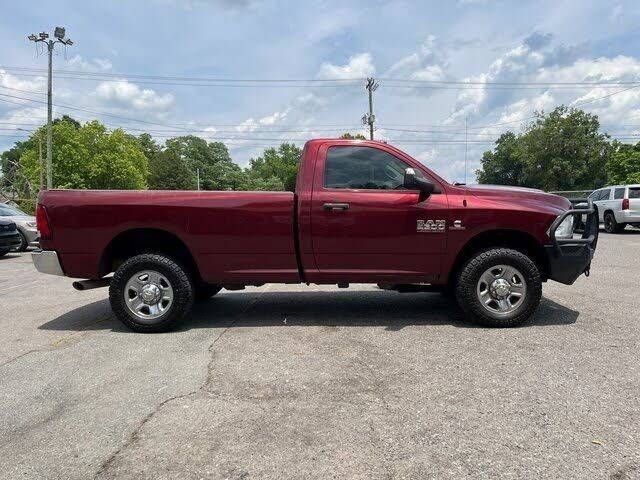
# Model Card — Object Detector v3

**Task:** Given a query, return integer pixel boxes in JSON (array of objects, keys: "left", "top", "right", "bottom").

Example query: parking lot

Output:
[{"left": 0, "top": 230, "right": 639, "bottom": 480}]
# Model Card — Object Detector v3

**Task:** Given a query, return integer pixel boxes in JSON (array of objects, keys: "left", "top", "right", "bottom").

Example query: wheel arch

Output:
[
  {"left": 447, "top": 229, "right": 550, "bottom": 284},
  {"left": 99, "top": 228, "right": 201, "bottom": 282}
]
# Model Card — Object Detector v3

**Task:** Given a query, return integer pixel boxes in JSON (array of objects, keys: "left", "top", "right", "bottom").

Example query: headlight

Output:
[
  {"left": 554, "top": 215, "right": 574, "bottom": 239},
  {"left": 26, "top": 221, "right": 37, "bottom": 228}
]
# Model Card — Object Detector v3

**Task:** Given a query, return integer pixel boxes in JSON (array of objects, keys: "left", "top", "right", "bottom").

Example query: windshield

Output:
[{"left": 0, "top": 205, "right": 26, "bottom": 216}]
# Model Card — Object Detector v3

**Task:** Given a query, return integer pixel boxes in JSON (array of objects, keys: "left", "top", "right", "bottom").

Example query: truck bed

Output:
[{"left": 39, "top": 189, "right": 300, "bottom": 283}]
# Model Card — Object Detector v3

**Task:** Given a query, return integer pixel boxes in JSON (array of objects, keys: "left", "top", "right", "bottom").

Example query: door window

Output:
[
  {"left": 324, "top": 146, "right": 416, "bottom": 190},
  {"left": 596, "top": 189, "right": 610, "bottom": 201},
  {"left": 614, "top": 188, "right": 625, "bottom": 200}
]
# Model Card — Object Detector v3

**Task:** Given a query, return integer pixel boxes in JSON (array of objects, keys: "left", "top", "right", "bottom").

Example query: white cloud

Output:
[
  {"left": 318, "top": 53, "right": 375, "bottom": 79},
  {"left": 443, "top": 33, "right": 640, "bottom": 128},
  {"left": 259, "top": 109, "right": 289, "bottom": 125},
  {"left": 0, "top": 69, "right": 46, "bottom": 94},
  {"left": 235, "top": 118, "right": 258, "bottom": 133},
  {"left": 386, "top": 36, "right": 447, "bottom": 81},
  {"left": 94, "top": 80, "right": 174, "bottom": 111},
  {"left": 65, "top": 55, "right": 113, "bottom": 72}
]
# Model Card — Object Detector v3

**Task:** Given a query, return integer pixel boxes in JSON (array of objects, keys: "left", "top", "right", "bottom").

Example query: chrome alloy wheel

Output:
[
  {"left": 124, "top": 270, "right": 174, "bottom": 321},
  {"left": 476, "top": 264, "right": 527, "bottom": 316}
]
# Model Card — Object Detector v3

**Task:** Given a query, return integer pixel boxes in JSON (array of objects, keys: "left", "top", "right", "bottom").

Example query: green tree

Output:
[
  {"left": 519, "top": 106, "right": 610, "bottom": 190},
  {"left": 476, "top": 132, "right": 525, "bottom": 186},
  {"left": 476, "top": 106, "right": 611, "bottom": 190},
  {"left": 148, "top": 148, "right": 195, "bottom": 190},
  {"left": 340, "top": 132, "right": 367, "bottom": 140},
  {"left": 606, "top": 141, "right": 640, "bottom": 184},
  {"left": 53, "top": 115, "right": 81, "bottom": 128},
  {"left": 19, "top": 120, "right": 148, "bottom": 191},
  {"left": 163, "top": 136, "right": 241, "bottom": 190},
  {"left": 1, "top": 139, "right": 36, "bottom": 195},
  {"left": 246, "top": 142, "right": 301, "bottom": 191}
]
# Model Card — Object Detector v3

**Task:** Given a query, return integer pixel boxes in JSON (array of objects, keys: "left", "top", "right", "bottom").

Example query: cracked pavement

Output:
[{"left": 1, "top": 230, "right": 639, "bottom": 479}]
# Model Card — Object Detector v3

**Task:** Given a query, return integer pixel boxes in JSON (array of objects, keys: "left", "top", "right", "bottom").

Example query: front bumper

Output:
[
  {"left": 31, "top": 249, "right": 65, "bottom": 276},
  {"left": 544, "top": 200, "right": 599, "bottom": 285},
  {"left": 0, "top": 232, "right": 21, "bottom": 251}
]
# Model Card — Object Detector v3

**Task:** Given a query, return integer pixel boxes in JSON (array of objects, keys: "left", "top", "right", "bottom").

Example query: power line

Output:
[{"left": 4, "top": 65, "right": 640, "bottom": 86}]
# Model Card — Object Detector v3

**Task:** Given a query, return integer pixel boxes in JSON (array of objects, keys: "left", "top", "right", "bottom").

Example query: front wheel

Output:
[
  {"left": 109, "top": 253, "right": 194, "bottom": 333},
  {"left": 455, "top": 248, "right": 542, "bottom": 327}
]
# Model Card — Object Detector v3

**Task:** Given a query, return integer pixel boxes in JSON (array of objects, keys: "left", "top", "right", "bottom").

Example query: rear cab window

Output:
[{"left": 614, "top": 188, "right": 625, "bottom": 200}]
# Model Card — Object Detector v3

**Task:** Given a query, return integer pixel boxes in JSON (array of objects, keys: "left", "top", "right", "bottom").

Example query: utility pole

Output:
[
  {"left": 196, "top": 168, "right": 200, "bottom": 191},
  {"left": 362, "top": 77, "right": 379, "bottom": 140},
  {"left": 28, "top": 27, "right": 74, "bottom": 190},
  {"left": 464, "top": 117, "right": 468, "bottom": 184},
  {"left": 39, "top": 134, "right": 44, "bottom": 190}
]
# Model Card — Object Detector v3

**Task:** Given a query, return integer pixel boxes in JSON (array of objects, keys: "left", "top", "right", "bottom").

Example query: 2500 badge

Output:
[{"left": 417, "top": 219, "right": 446, "bottom": 232}]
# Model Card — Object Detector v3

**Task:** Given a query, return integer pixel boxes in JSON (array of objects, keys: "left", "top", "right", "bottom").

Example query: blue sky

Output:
[{"left": 2, "top": 0, "right": 640, "bottom": 182}]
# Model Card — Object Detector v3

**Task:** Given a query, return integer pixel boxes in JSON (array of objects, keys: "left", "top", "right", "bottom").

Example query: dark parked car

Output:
[{"left": 0, "top": 219, "right": 21, "bottom": 257}]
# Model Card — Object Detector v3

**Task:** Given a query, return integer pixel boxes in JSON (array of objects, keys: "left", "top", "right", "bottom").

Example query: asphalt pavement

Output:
[{"left": 0, "top": 230, "right": 639, "bottom": 479}]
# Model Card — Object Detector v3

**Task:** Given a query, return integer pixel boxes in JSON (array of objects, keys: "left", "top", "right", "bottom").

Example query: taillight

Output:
[
  {"left": 36, "top": 204, "right": 52, "bottom": 240},
  {"left": 622, "top": 198, "right": 630, "bottom": 210}
]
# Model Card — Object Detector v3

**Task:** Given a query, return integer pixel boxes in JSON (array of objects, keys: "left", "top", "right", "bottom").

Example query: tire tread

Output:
[
  {"left": 455, "top": 248, "right": 542, "bottom": 327},
  {"left": 109, "top": 253, "right": 194, "bottom": 333}
]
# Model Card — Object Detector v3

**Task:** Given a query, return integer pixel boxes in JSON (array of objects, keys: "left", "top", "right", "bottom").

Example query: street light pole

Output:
[
  {"left": 27, "top": 28, "right": 74, "bottom": 190},
  {"left": 46, "top": 40, "right": 53, "bottom": 190}
]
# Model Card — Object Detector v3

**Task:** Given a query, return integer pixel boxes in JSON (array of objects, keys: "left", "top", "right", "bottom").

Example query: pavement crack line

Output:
[
  {"left": 93, "top": 287, "right": 270, "bottom": 478},
  {"left": 0, "top": 315, "right": 114, "bottom": 369}
]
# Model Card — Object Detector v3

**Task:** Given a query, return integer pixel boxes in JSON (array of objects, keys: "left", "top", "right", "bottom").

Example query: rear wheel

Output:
[
  {"left": 455, "top": 248, "right": 542, "bottom": 327},
  {"left": 604, "top": 212, "right": 625, "bottom": 233},
  {"left": 109, "top": 253, "right": 194, "bottom": 333}
]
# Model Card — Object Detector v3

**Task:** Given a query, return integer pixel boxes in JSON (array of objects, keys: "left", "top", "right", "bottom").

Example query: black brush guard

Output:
[{"left": 544, "top": 199, "right": 599, "bottom": 285}]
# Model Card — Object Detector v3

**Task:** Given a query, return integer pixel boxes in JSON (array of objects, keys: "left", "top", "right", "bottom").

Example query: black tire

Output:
[
  {"left": 604, "top": 212, "right": 625, "bottom": 233},
  {"left": 16, "top": 231, "right": 28, "bottom": 252},
  {"left": 455, "top": 248, "right": 542, "bottom": 327},
  {"left": 109, "top": 253, "right": 194, "bottom": 333},
  {"left": 0, "top": 249, "right": 9, "bottom": 257},
  {"left": 195, "top": 284, "right": 222, "bottom": 301}
]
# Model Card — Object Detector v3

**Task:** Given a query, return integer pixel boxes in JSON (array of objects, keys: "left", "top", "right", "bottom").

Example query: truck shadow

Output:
[{"left": 38, "top": 291, "right": 579, "bottom": 333}]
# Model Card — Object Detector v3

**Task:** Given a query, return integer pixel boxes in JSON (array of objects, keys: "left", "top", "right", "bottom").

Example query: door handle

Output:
[{"left": 323, "top": 202, "right": 350, "bottom": 211}]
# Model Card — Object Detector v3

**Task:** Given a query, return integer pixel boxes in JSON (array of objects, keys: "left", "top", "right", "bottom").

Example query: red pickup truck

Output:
[{"left": 32, "top": 139, "right": 598, "bottom": 332}]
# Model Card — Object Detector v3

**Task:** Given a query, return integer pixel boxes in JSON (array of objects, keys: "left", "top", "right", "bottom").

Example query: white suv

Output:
[{"left": 583, "top": 185, "right": 640, "bottom": 233}]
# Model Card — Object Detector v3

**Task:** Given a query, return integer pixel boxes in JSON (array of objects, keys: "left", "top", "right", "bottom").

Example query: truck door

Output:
[{"left": 309, "top": 143, "right": 449, "bottom": 283}]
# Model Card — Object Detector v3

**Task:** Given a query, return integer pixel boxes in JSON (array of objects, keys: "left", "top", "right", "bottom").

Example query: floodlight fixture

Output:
[
  {"left": 54, "top": 27, "right": 65, "bottom": 39},
  {"left": 65, "top": 39, "right": 73, "bottom": 46},
  {"left": 28, "top": 34, "right": 37, "bottom": 41},
  {"left": 39, "top": 32, "right": 49, "bottom": 39}
]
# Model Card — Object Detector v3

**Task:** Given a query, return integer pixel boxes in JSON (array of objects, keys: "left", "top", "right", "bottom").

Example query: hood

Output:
[{"left": 464, "top": 184, "right": 571, "bottom": 214}]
